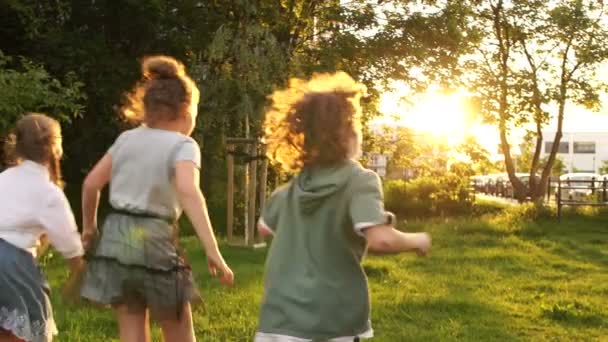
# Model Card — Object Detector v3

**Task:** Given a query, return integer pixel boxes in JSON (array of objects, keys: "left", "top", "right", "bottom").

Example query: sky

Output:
[
  {"left": 344, "top": 0, "right": 608, "bottom": 152},
  {"left": 375, "top": 81, "right": 608, "bottom": 157}
]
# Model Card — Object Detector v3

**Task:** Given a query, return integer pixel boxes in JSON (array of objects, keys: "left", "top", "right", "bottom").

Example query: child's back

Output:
[
  {"left": 256, "top": 73, "right": 430, "bottom": 341},
  {"left": 258, "top": 160, "right": 386, "bottom": 340},
  {"left": 0, "top": 114, "right": 84, "bottom": 342},
  {"left": 106, "top": 125, "right": 199, "bottom": 218},
  {"left": 80, "top": 56, "right": 232, "bottom": 342}
]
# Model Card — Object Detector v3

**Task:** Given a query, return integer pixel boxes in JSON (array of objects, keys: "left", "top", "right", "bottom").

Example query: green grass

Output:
[{"left": 44, "top": 209, "right": 608, "bottom": 341}]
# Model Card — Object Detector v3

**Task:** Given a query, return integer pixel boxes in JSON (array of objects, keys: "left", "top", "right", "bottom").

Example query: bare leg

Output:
[
  {"left": 157, "top": 303, "right": 196, "bottom": 342},
  {"left": 0, "top": 329, "right": 26, "bottom": 342},
  {"left": 114, "top": 305, "right": 150, "bottom": 342}
]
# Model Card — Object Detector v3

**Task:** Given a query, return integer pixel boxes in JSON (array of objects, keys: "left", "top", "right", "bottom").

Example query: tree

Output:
[
  {"left": 1, "top": 0, "right": 474, "bottom": 228},
  {"left": 543, "top": 156, "right": 567, "bottom": 177},
  {"left": 456, "top": 135, "right": 497, "bottom": 175},
  {"left": 0, "top": 50, "right": 84, "bottom": 169},
  {"left": 517, "top": 135, "right": 567, "bottom": 177},
  {"left": 0, "top": 51, "right": 84, "bottom": 133},
  {"left": 458, "top": 0, "right": 608, "bottom": 202},
  {"left": 599, "top": 160, "right": 608, "bottom": 175}
]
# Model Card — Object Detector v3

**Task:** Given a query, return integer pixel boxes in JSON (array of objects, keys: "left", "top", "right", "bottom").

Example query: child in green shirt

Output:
[{"left": 255, "top": 72, "right": 431, "bottom": 341}]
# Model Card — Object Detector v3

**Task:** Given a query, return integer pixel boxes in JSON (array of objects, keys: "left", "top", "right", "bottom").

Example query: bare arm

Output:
[
  {"left": 364, "top": 224, "right": 431, "bottom": 255},
  {"left": 81, "top": 154, "right": 112, "bottom": 247},
  {"left": 257, "top": 220, "right": 274, "bottom": 239},
  {"left": 66, "top": 256, "right": 85, "bottom": 273},
  {"left": 175, "top": 161, "right": 234, "bottom": 285}
]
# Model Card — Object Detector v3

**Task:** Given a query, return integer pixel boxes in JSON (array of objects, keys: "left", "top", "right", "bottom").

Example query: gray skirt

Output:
[
  {"left": 0, "top": 239, "right": 57, "bottom": 342},
  {"left": 80, "top": 211, "right": 201, "bottom": 321}
]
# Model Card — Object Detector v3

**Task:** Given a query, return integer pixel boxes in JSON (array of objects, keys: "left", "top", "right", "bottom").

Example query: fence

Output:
[
  {"left": 553, "top": 177, "right": 608, "bottom": 220},
  {"left": 472, "top": 175, "right": 608, "bottom": 219}
]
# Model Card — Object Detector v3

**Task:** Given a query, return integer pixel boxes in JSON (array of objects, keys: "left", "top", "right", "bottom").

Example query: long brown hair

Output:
[
  {"left": 3, "top": 113, "right": 64, "bottom": 187},
  {"left": 122, "top": 55, "right": 200, "bottom": 125},
  {"left": 264, "top": 72, "right": 366, "bottom": 172}
]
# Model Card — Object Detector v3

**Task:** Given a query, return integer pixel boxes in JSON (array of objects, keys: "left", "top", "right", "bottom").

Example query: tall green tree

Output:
[
  {"left": 0, "top": 0, "right": 474, "bottom": 226},
  {"left": 599, "top": 160, "right": 608, "bottom": 175},
  {"left": 0, "top": 50, "right": 84, "bottom": 169},
  {"left": 458, "top": 0, "right": 608, "bottom": 202},
  {"left": 457, "top": 135, "right": 497, "bottom": 175},
  {"left": 0, "top": 51, "right": 84, "bottom": 133}
]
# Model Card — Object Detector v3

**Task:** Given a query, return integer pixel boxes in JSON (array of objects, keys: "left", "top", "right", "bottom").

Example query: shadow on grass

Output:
[
  {"left": 540, "top": 300, "right": 607, "bottom": 329},
  {"left": 519, "top": 217, "right": 608, "bottom": 269},
  {"left": 374, "top": 297, "right": 520, "bottom": 341}
]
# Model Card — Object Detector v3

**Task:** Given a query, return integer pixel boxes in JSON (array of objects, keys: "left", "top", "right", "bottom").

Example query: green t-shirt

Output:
[{"left": 257, "top": 160, "right": 393, "bottom": 340}]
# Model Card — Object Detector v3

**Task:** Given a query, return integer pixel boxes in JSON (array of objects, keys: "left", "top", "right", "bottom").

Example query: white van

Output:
[{"left": 558, "top": 173, "right": 602, "bottom": 202}]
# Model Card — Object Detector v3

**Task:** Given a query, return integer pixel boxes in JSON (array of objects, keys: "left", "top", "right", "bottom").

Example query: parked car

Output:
[
  {"left": 557, "top": 173, "right": 602, "bottom": 202},
  {"left": 484, "top": 174, "right": 504, "bottom": 195},
  {"left": 471, "top": 175, "right": 486, "bottom": 193},
  {"left": 495, "top": 173, "right": 514, "bottom": 197}
]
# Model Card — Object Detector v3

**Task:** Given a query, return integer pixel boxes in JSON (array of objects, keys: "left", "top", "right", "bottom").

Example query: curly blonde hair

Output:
[
  {"left": 264, "top": 72, "right": 366, "bottom": 172},
  {"left": 122, "top": 55, "right": 200, "bottom": 125}
]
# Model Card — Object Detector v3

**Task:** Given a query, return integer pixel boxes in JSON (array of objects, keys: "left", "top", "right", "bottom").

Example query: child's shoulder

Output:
[
  {"left": 350, "top": 160, "right": 381, "bottom": 181},
  {"left": 347, "top": 161, "right": 382, "bottom": 192},
  {"left": 269, "top": 182, "right": 290, "bottom": 200},
  {"left": 45, "top": 182, "right": 68, "bottom": 201},
  {"left": 113, "top": 126, "right": 140, "bottom": 143},
  {"left": 114, "top": 126, "right": 198, "bottom": 146}
]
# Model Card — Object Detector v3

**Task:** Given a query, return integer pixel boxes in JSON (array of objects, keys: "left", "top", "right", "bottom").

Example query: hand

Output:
[
  {"left": 36, "top": 234, "right": 51, "bottom": 258},
  {"left": 81, "top": 228, "right": 98, "bottom": 251},
  {"left": 207, "top": 256, "right": 234, "bottom": 286},
  {"left": 414, "top": 233, "right": 431, "bottom": 257}
]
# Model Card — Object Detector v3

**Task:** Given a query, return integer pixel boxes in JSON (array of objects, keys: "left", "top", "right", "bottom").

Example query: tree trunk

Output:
[
  {"left": 536, "top": 44, "right": 572, "bottom": 202},
  {"left": 527, "top": 121, "right": 544, "bottom": 201},
  {"left": 492, "top": 0, "right": 526, "bottom": 202}
]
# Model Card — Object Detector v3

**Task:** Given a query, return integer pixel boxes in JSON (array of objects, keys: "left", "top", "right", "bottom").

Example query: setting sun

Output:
[{"left": 377, "top": 86, "right": 499, "bottom": 154}]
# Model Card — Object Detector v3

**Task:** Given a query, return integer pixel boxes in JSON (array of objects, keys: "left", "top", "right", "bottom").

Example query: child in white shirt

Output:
[{"left": 0, "top": 113, "right": 84, "bottom": 342}]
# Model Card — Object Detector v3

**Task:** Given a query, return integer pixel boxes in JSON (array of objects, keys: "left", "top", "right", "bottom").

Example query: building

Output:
[
  {"left": 543, "top": 131, "right": 608, "bottom": 173},
  {"left": 367, "top": 152, "right": 388, "bottom": 177}
]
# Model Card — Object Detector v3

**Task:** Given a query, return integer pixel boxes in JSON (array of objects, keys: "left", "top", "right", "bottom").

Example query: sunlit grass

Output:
[{"left": 45, "top": 210, "right": 607, "bottom": 341}]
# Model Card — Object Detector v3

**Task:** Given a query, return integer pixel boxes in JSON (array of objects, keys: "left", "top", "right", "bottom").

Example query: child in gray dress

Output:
[{"left": 80, "top": 56, "right": 233, "bottom": 342}]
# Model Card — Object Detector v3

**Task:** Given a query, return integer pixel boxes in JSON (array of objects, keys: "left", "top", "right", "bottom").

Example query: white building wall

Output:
[{"left": 542, "top": 131, "right": 608, "bottom": 173}]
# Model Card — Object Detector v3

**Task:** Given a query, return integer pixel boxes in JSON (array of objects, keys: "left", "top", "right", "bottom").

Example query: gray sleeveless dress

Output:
[{"left": 80, "top": 126, "right": 202, "bottom": 320}]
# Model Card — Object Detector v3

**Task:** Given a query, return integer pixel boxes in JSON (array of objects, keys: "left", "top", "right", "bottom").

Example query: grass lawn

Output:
[{"left": 44, "top": 207, "right": 608, "bottom": 341}]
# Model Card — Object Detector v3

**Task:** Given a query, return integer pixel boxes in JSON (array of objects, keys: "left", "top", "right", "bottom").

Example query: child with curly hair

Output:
[
  {"left": 255, "top": 72, "right": 431, "bottom": 341},
  {"left": 80, "top": 56, "right": 233, "bottom": 342},
  {"left": 0, "top": 113, "right": 84, "bottom": 342}
]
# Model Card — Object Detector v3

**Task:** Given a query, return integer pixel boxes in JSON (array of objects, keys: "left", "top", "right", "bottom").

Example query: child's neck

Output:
[{"left": 147, "top": 120, "right": 183, "bottom": 134}]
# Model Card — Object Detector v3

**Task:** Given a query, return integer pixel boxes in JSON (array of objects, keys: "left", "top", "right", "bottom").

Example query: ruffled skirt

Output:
[
  {"left": 0, "top": 239, "right": 57, "bottom": 342},
  {"left": 80, "top": 212, "right": 201, "bottom": 321}
]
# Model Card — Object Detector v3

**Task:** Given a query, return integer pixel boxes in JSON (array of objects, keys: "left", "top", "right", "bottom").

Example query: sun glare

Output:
[{"left": 377, "top": 87, "right": 499, "bottom": 153}]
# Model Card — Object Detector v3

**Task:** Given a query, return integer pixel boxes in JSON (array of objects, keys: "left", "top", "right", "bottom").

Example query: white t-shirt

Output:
[
  {"left": 0, "top": 160, "right": 83, "bottom": 258},
  {"left": 107, "top": 125, "right": 201, "bottom": 219}
]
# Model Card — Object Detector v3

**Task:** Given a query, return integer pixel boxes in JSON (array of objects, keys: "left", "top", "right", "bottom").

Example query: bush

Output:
[
  {"left": 384, "top": 173, "right": 473, "bottom": 218},
  {"left": 0, "top": 50, "right": 85, "bottom": 133},
  {"left": 471, "top": 199, "right": 508, "bottom": 216},
  {"left": 491, "top": 202, "right": 554, "bottom": 232}
]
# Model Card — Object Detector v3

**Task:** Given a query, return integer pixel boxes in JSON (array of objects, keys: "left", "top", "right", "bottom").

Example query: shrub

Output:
[
  {"left": 384, "top": 173, "right": 473, "bottom": 218},
  {"left": 0, "top": 50, "right": 85, "bottom": 133},
  {"left": 491, "top": 202, "right": 554, "bottom": 232},
  {"left": 471, "top": 199, "right": 508, "bottom": 216}
]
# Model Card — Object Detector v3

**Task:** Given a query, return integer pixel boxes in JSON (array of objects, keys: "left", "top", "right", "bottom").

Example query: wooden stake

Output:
[
  {"left": 243, "top": 115, "right": 250, "bottom": 245},
  {"left": 226, "top": 144, "right": 235, "bottom": 242},
  {"left": 258, "top": 145, "right": 268, "bottom": 243},
  {"left": 247, "top": 142, "right": 258, "bottom": 246}
]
